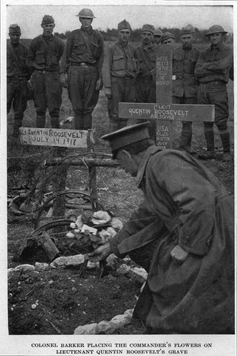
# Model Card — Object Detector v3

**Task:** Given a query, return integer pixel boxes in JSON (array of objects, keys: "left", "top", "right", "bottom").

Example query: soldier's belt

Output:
[{"left": 69, "top": 62, "right": 96, "bottom": 67}]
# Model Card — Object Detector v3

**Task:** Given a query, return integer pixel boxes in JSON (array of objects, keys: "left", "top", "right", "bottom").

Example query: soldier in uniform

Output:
[
  {"left": 153, "top": 28, "right": 163, "bottom": 45},
  {"left": 161, "top": 31, "right": 175, "bottom": 45},
  {"left": 60, "top": 8, "right": 104, "bottom": 130},
  {"left": 134, "top": 24, "right": 157, "bottom": 141},
  {"left": 103, "top": 19, "right": 136, "bottom": 131},
  {"left": 7, "top": 24, "right": 31, "bottom": 138},
  {"left": 89, "top": 122, "right": 234, "bottom": 334},
  {"left": 195, "top": 25, "right": 233, "bottom": 162},
  {"left": 27, "top": 15, "right": 65, "bottom": 129},
  {"left": 172, "top": 25, "right": 200, "bottom": 153}
]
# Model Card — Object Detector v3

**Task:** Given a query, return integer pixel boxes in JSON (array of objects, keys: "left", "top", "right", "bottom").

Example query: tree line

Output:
[{"left": 54, "top": 27, "right": 233, "bottom": 43}]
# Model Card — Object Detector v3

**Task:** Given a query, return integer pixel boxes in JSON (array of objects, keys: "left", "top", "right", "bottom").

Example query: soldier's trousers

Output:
[
  {"left": 31, "top": 70, "right": 62, "bottom": 128},
  {"left": 68, "top": 66, "right": 100, "bottom": 130},
  {"left": 7, "top": 77, "right": 28, "bottom": 137},
  {"left": 172, "top": 95, "right": 196, "bottom": 149},
  {"left": 197, "top": 81, "right": 230, "bottom": 152},
  {"left": 107, "top": 76, "right": 136, "bottom": 131}
]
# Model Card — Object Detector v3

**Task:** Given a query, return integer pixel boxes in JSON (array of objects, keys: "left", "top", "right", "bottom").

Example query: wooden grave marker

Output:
[
  {"left": 19, "top": 127, "right": 91, "bottom": 148},
  {"left": 119, "top": 45, "right": 215, "bottom": 148}
]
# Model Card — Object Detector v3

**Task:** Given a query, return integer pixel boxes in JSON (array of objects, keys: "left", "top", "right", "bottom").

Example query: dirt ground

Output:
[{"left": 7, "top": 86, "right": 234, "bottom": 335}]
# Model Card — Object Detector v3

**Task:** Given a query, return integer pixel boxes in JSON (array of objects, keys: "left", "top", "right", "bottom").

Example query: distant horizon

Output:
[{"left": 5, "top": 3, "right": 234, "bottom": 39}]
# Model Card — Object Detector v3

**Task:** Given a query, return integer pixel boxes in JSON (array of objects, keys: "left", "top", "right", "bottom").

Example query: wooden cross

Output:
[{"left": 119, "top": 45, "right": 215, "bottom": 148}]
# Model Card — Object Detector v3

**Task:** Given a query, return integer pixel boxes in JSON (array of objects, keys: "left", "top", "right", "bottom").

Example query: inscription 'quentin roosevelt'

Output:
[{"left": 128, "top": 105, "right": 189, "bottom": 121}]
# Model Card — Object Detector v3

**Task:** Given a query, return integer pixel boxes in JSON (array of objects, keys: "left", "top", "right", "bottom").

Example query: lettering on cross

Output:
[{"left": 119, "top": 45, "right": 215, "bottom": 149}]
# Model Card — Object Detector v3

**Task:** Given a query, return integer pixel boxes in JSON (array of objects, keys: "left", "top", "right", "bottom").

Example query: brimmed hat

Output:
[
  {"left": 141, "top": 24, "right": 155, "bottom": 34},
  {"left": 41, "top": 15, "right": 55, "bottom": 25},
  {"left": 154, "top": 28, "right": 163, "bottom": 36},
  {"left": 181, "top": 24, "right": 195, "bottom": 35},
  {"left": 118, "top": 19, "right": 131, "bottom": 31},
  {"left": 101, "top": 122, "right": 150, "bottom": 153},
  {"left": 161, "top": 31, "right": 175, "bottom": 43},
  {"left": 9, "top": 24, "right": 21, "bottom": 34},
  {"left": 205, "top": 25, "right": 228, "bottom": 36}
]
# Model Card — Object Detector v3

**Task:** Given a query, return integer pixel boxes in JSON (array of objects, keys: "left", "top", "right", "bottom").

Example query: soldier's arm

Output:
[
  {"left": 102, "top": 44, "right": 112, "bottom": 92},
  {"left": 194, "top": 51, "right": 213, "bottom": 78},
  {"left": 97, "top": 33, "right": 105, "bottom": 78},
  {"left": 203, "top": 50, "right": 233, "bottom": 72},
  {"left": 26, "top": 39, "right": 37, "bottom": 71}
]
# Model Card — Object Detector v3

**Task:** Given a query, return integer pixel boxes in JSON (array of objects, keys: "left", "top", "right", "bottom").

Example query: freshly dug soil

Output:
[{"left": 8, "top": 266, "right": 143, "bottom": 335}]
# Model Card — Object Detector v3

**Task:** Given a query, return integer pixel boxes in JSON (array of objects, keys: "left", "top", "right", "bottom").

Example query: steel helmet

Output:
[
  {"left": 205, "top": 25, "right": 228, "bottom": 36},
  {"left": 76, "top": 8, "right": 95, "bottom": 18}
]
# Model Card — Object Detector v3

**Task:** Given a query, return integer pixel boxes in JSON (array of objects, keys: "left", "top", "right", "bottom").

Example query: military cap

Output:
[
  {"left": 118, "top": 19, "right": 132, "bottom": 31},
  {"left": 101, "top": 122, "right": 150, "bottom": 153},
  {"left": 181, "top": 24, "right": 195, "bottom": 35},
  {"left": 9, "top": 24, "right": 21, "bottom": 34},
  {"left": 141, "top": 24, "right": 155, "bottom": 34},
  {"left": 161, "top": 31, "right": 175, "bottom": 43},
  {"left": 154, "top": 28, "right": 163, "bottom": 36},
  {"left": 41, "top": 15, "right": 55, "bottom": 25},
  {"left": 76, "top": 8, "right": 95, "bottom": 18},
  {"left": 205, "top": 25, "right": 228, "bottom": 36}
]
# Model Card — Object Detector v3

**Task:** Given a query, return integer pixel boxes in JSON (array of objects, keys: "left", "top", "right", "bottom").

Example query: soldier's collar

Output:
[
  {"left": 210, "top": 42, "right": 223, "bottom": 51},
  {"left": 81, "top": 25, "right": 93, "bottom": 34}
]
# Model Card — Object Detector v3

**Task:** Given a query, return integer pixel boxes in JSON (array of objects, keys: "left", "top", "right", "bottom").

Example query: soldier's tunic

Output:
[
  {"left": 134, "top": 43, "right": 157, "bottom": 140},
  {"left": 172, "top": 45, "right": 200, "bottom": 149},
  {"left": 195, "top": 42, "right": 233, "bottom": 154},
  {"left": 103, "top": 40, "right": 136, "bottom": 129},
  {"left": 61, "top": 26, "right": 104, "bottom": 130},
  {"left": 7, "top": 41, "right": 30, "bottom": 136},
  {"left": 110, "top": 146, "right": 234, "bottom": 334},
  {"left": 27, "top": 34, "right": 65, "bottom": 128}
]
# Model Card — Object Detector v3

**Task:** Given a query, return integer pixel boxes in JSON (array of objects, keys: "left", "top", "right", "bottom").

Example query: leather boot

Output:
[
  {"left": 12, "top": 118, "right": 22, "bottom": 138},
  {"left": 51, "top": 117, "right": 59, "bottom": 129},
  {"left": 74, "top": 114, "right": 84, "bottom": 130},
  {"left": 198, "top": 126, "right": 216, "bottom": 160},
  {"left": 83, "top": 113, "right": 92, "bottom": 130},
  {"left": 220, "top": 132, "right": 232, "bottom": 162},
  {"left": 108, "top": 120, "right": 119, "bottom": 133},
  {"left": 179, "top": 122, "right": 192, "bottom": 151},
  {"left": 36, "top": 115, "right": 45, "bottom": 128}
]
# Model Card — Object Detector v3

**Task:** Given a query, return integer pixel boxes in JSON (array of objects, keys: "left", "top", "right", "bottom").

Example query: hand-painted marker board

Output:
[{"left": 19, "top": 127, "right": 91, "bottom": 148}]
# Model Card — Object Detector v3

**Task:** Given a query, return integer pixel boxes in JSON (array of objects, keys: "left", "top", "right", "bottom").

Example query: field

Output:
[{"left": 6, "top": 46, "right": 234, "bottom": 335}]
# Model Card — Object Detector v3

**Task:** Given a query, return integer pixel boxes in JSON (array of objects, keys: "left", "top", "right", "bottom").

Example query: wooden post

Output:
[
  {"left": 52, "top": 147, "right": 68, "bottom": 233},
  {"left": 119, "top": 45, "right": 215, "bottom": 148}
]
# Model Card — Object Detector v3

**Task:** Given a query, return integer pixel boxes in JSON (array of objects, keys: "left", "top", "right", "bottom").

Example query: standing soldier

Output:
[
  {"left": 172, "top": 24, "right": 200, "bottom": 153},
  {"left": 27, "top": 15, "right": 65, "bottom": 129},
  {"left": 134, "top": 24, "right": 157, "bottom": 141},
  {"left": 195, "top": 25, "right": 233, "bottom": 162},
  {"left": 60, "top": 8, "right": 104, "bottom": 130},
  {"left": 103, "top": 19, "right": 136, "bottom": 131},
  {"left": 153, "top": 28, "right": 163, "bottom": 45},
  {"left": 161, "top": 31, "right": 175, "bottom": 45},
  {"left": 7, "top": 24, "right": 31, "bottom": 138}
]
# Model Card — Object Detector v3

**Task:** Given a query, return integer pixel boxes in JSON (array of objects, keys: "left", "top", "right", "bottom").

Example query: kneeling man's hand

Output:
[{"left": 170, "top": 245, "right": 188, "bottom": 264}]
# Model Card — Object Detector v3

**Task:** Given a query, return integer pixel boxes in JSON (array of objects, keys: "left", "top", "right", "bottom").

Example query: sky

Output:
[{"left": 3, "top": 0, "right": 235, "bottom": 39}]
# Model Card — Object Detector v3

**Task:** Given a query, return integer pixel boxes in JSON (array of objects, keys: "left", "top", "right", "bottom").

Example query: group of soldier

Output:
[{"left": 7, "top": 7, "right": 233, "bottom": 161}]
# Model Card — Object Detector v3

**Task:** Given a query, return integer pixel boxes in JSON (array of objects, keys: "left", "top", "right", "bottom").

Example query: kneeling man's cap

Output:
[{"left": 101, "top": 122, "right": 150, "bottom": 153}]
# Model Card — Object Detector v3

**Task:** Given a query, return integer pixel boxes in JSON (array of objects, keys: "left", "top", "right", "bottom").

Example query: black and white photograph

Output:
[{"left": 0, "top": 0, "right": 235, "bottom": 355}]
